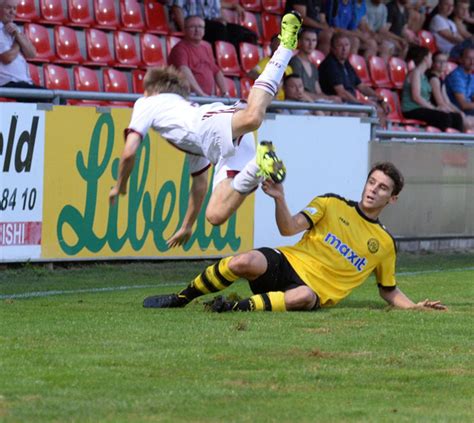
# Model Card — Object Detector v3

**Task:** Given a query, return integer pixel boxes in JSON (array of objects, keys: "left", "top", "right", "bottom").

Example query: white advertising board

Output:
[
  {"left": 255, "top": 114, "right": 371, "bottom": 248},
  {"left": 0, "top": 104, "right": 45, "bottom": 260}
]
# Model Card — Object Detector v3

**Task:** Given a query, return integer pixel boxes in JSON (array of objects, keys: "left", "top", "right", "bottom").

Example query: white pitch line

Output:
[{"left": 1, "top": 266, "right": 473, "bottom": 300}]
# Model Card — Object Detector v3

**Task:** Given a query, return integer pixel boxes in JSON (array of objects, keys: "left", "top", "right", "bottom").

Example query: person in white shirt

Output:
[
  {"left": 109, "top": 12, "right": 302, "bottom": 248},
  {"left": 429, "top": 0, "right": 464, "bottom": 54},
  {"left": 0, "top": 0, "right": 39, "bottom": 94}
]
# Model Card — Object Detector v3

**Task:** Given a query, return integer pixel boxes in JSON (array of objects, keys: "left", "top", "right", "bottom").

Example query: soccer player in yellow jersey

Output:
[{"left": 144, "top": 162, "right": 447, "bottom": 312}]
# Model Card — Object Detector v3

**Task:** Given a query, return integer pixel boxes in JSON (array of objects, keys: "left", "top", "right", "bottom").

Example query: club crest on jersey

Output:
[
  {"left": 367, "top": 238, "right": 379, "bottom": 254},
  {"left": 324, "top": 232, "right": 367, "bottom": 271}
]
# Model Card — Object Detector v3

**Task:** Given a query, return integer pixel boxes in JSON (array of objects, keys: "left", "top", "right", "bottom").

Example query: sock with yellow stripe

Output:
[
  {"left": 178, "top": 256, "right": 239, "bottom": 302},
  {"left": 235, "top": 291, "right": 286, "bottom": 312}
]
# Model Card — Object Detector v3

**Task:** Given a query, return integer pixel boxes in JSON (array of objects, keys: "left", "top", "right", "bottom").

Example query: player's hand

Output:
[
  {"left": 109, "top": 185, "right": 125, "bottom": 206},
  {"left": 415, "top": 299, "right": 448, "bottom": 311},
  {"left": 4, "top": 23, "right": 18, "bottom": 36},
  {"left": 261, "top": 179, "right": 284, "bottom": 199},
  {"left": 167, "top": 226, "right": 192, "bottom": 249}
]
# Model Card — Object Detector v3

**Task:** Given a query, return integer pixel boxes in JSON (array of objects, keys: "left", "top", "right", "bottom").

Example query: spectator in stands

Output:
[
  {"left": 168, "top": 15, "right": 228, "bottom": 97},
  {"left": 248, "top": 35, "right": 293, "bottom": 101},
  {"left": 318, "top": 33, "right": 389, "bottom": 124},
  {"left": 289, "top": 28, "right": 343, "bottom": 103},
  {"left": 428, "top": 51, "right": 474, "bottom": 130},
  {"left": 401, "top": 46, "right": 464, "bottom": 130},
  {"left": 445, "top": 47, "right": 474, "bottom": 117},
  {"left": 285, "top": 0, "right": 334, "bottom": 55},
  {"left": 452, "top": 0, "right": 473, "bottom": 41},
  {"left": 0, "top": 0, "right": 42, "bottom": 101},
  {"left": 387, "top": 0, "right": 419, "bottom": 46},
  {"left": 169, "top": 0, "right": 257, "bottom": 54},
  {"left": 429, "top": 0, "right": 464, "bottom": 54},
  {"left": 281, "top": 73, "right": 325, "bottom": 115},
  {"left": 366, "top": 0, "right": 409, "bottom": 61},
  {"left": 407, "top": 0, "right": 427, "bottom": 32}
]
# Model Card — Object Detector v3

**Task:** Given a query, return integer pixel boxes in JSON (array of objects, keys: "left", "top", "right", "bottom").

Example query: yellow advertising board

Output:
[{"left": 41, "top": 106, "right": 254, "bottom": 260}]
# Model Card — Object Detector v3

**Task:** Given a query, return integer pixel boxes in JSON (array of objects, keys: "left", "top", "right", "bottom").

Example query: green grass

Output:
[{"left": 1, "top": 252, "right": 473, "bottom": 422}]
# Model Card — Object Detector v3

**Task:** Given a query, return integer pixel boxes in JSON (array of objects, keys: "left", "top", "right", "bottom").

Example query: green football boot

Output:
[
  {"left": 256, "top": 141, "right": 286, "bottom": 183},
  {"left": 278, "top": 11, "right": 303, "bottom": 50}
]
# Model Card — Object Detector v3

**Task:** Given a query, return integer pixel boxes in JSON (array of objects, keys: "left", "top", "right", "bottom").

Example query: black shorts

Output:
[{"left": 249, "top": 247, "right": 320, "bottom": 310}]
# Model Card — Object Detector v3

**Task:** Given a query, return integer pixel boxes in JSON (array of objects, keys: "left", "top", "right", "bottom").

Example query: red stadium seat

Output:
[
  {"left": 309, "top": 49, "right": 325, "bottom": 67},
  {"left": 38, "top": 0, "right": 66, "bottom": 25},
  {"left": 215, "top": 41, "right": 241, "bottom": 76},
  {"left": 216, "top": 76, "right": 238, "bottom": 97},
  {"left": 241, "top": 0, "right": 261, "bottom": 12},
  {"left": 262, "top": 0, "right": 284, "bottom": 14},
  {"left": 140, "top": 33, "right": 166, "bottom": 67},
  {"left": 368, "top": 56, "right": 392, "bottom": 88},
  {"left": 349, "top": 54, "right": 370, "bottom": 85},
  {"left": 72, "top": 66, "right": 107, "bottom": 107},
  {"left": 221, "top": 8, "right": 238, "bottom": 25},
  {"left": 28, "top": 63, "right": 41, "bottom": 85},
  {"left": 239, "top": 42, "right": 260, "bottom": 74},
  {"left": 24, "top": 23, "right": 55, "bottom": 62},
  {"left": 131, "top": 69, "right": 146, "bottom": 93},
  {"left": 54, "top": 26, "right": 84, "bottom": 65},
  {"left": 67, "top": 0, "right": 94, "bottom": 27},
  {"left": 84, "top": 28, "right": 115, "bottom": 66},
  {"left": 261, "top": 12, "right": 281, "bottom": 42},
  {"left": 376, "top": 88, "right": 425, "bottom": 126},
  {"left": 166, "top": 35, "right": 181, "bottom": 56},
  {"left": 43, "top": 64, "right": 71, "bottom": 90},
  {"left": 15, "top": 0, "right": 39, "bottom": 22},
  {"left": 144, "top": 0, "right": 171, "bottom": 34},
  {"left": 103, "top": 68, "right": 133, "bottom": 107},
  {"left": 418, "top": 30, "right": 437, "bottom": 54},
  {"left": 388, "top": 57, "right": 407, "bottom": 90},
  {"left": 114, "top": 31, "right": 141, "bottom": 68},
  {"left": 94, "top": 0, "right": 120, "bottom": 30},
  {"left": 120, "top": 0, "right": 145, "bottom": 32},
  {"left": 240, "top": 11, "right": 261, "bottom": 42},
  {"left": 240, "top": 76, "right": 253, "bottom": 99}
]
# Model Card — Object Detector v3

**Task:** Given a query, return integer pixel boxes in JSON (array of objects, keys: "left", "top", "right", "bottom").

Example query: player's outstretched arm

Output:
[
  {"left": 378, "top": 286, "right": 447, "bottom": 311},
  {"left": 167, "top": 170, "right": 208, "bottom": 248},
  {"left": 109, "top": 132, "right": 142, "bottom": 206}
]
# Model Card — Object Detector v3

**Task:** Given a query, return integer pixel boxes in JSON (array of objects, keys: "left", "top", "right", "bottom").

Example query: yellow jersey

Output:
[
  {"left": 279, "top": 194, "right": 397, "bottom": 307},
  {"left": 254, "top": 57, "right": 293, "bottom": 101}
]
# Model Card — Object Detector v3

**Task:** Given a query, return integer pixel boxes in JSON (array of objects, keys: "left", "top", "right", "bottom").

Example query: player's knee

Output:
[
  {"left": 299, "top": 287, "right": 319, "bottom": 310},
  {"left": 205, "top": 209, "right": 226, "bottom": 226},
  {"left": 228, "top": 253, "right": 256, "bottom": 275}
]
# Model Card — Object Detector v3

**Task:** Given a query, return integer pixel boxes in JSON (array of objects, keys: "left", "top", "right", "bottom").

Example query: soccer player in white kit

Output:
[{"left": 109, "top": 12, "right": 302, "bottom": 248}]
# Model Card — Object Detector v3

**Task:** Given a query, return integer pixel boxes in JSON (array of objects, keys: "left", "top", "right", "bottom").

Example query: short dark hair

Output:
[
  {"left": 406, "top": 45, "right": 430, "bottom": 66},
  {"left": 330, "top": 32, "right": 350, "bottom": 48},
  {"left": 367, "top": 162, "right": 404, "bottom": 195},
  {"left": 283, "top": 73, "right": 302, "bottom": 86}
]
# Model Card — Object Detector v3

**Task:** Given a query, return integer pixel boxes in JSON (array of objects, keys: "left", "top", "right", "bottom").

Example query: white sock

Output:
[
  {"left": 231, "top": 159, "right": 264, "bottom": 194},
  {"left": 253, "top": 46, "right": 293, "bottom": 96}
]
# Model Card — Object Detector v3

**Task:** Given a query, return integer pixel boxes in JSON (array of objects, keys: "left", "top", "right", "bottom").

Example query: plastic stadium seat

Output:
[
  {"left": 309, "top": 49, "right": 325, "bottom": 67},
  {"left": 261, "top": 12, "right": 281, "bottom": 42},
  {"left": 376, "top": 88, "right": 425, "bottom": 126},
  {"left": 72, "top": 66, "right": 107, "bottom": 106},
  {"left": 54, "top": 26, "right": 84, "bottom": 65},
  {"left": 24, "top": 23, "right": 55, "bottom": 62},
  {"left": 67, "top": 0, "right": 94, "bottom": 27},
  {"left": 239, "top": 42, "right": 260, "bottom": 74},
  {"left": 28, "top": 63, "right": 41, "bottom": 85},
  {"left": 368, "top": 56, "right": 393, "bottom": 88},
  {"left": 43, "top": 64, "right": 71, "bottom": 90},
  {"left": 216, "top": 76, "right": 238, "bottom": 97},
  {"left": 120, "top": 0, "right": 145, "bottom": 32},
  {"left": 131, "top": 69, "right": 146, "bottom": 93},
  {"left": 114, "top": 31, "right": 141, "bottom": 68},
  {"left": 388, "top": 57, "right": 407, "bottom": 90},
  {"left": 262, "top": 0, "right": 284, "bottom": 13},
  {"left": 38, "top": 0, "right": 66, "bottom": 25},
  {"left": 418, "top": 30, "right": 437, "bottom": 54},
  {"left": 349, "top": 54, "right": 371, "bottom": 85},
  {"left": 240, "top": 11, "right": 261, "bottom": 42},
  {"left": 94, "top": 0, "right": 120, "bottom": 30},
  {"left": 144, "top": 0, "right": 171, "bottom": 34},
  {"left": 84, "top": 28, "right": 115, "bottom": 66},
  {"left": 221, "top": 8, "right": 238, "bottom": 25},
  {"left": 445, "top": 61, "right": 458, "bottom": 77},
  {"left": 215, "top": 41, "right": 241, "bottom": 76},
  {"left": 15, "top": 0, "right": 39, "bottom": 22},
  {"left": 166, "top": 35, "right": 181, "bottom": 56},
  {"left": 103, "top": 68, "right": 133, "bottom": 107},
  {"left": 240, "top": 76, "right": 253, "bottom": 99},
  {"left": 241, "top": 0, "right": 261, "bottom": 12},
  {"left": 140, "top": 33, "right": 166, "bottom": 67}
]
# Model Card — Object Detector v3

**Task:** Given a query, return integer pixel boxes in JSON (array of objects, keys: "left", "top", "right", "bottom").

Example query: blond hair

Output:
[{"left": 143, "top": 66, "right": 190, "bottom": 98}]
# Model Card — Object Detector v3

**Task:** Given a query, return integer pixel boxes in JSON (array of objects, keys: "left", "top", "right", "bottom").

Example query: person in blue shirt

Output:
[{"left": 445, "top": 47, "right": 474, "bottom": 116}]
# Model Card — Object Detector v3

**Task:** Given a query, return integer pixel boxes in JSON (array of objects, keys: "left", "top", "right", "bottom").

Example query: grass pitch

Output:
[{"left": 1, "top": 252, "right": 473, "bottom": 423}]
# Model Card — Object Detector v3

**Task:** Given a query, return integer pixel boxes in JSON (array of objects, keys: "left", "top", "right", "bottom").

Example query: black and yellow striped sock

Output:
[
  {"left": 235, "top": 291, "right": 286, "bottom": 312},
  {"left": 178, "top": 256, "right": 239, "bottom": 301}
]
